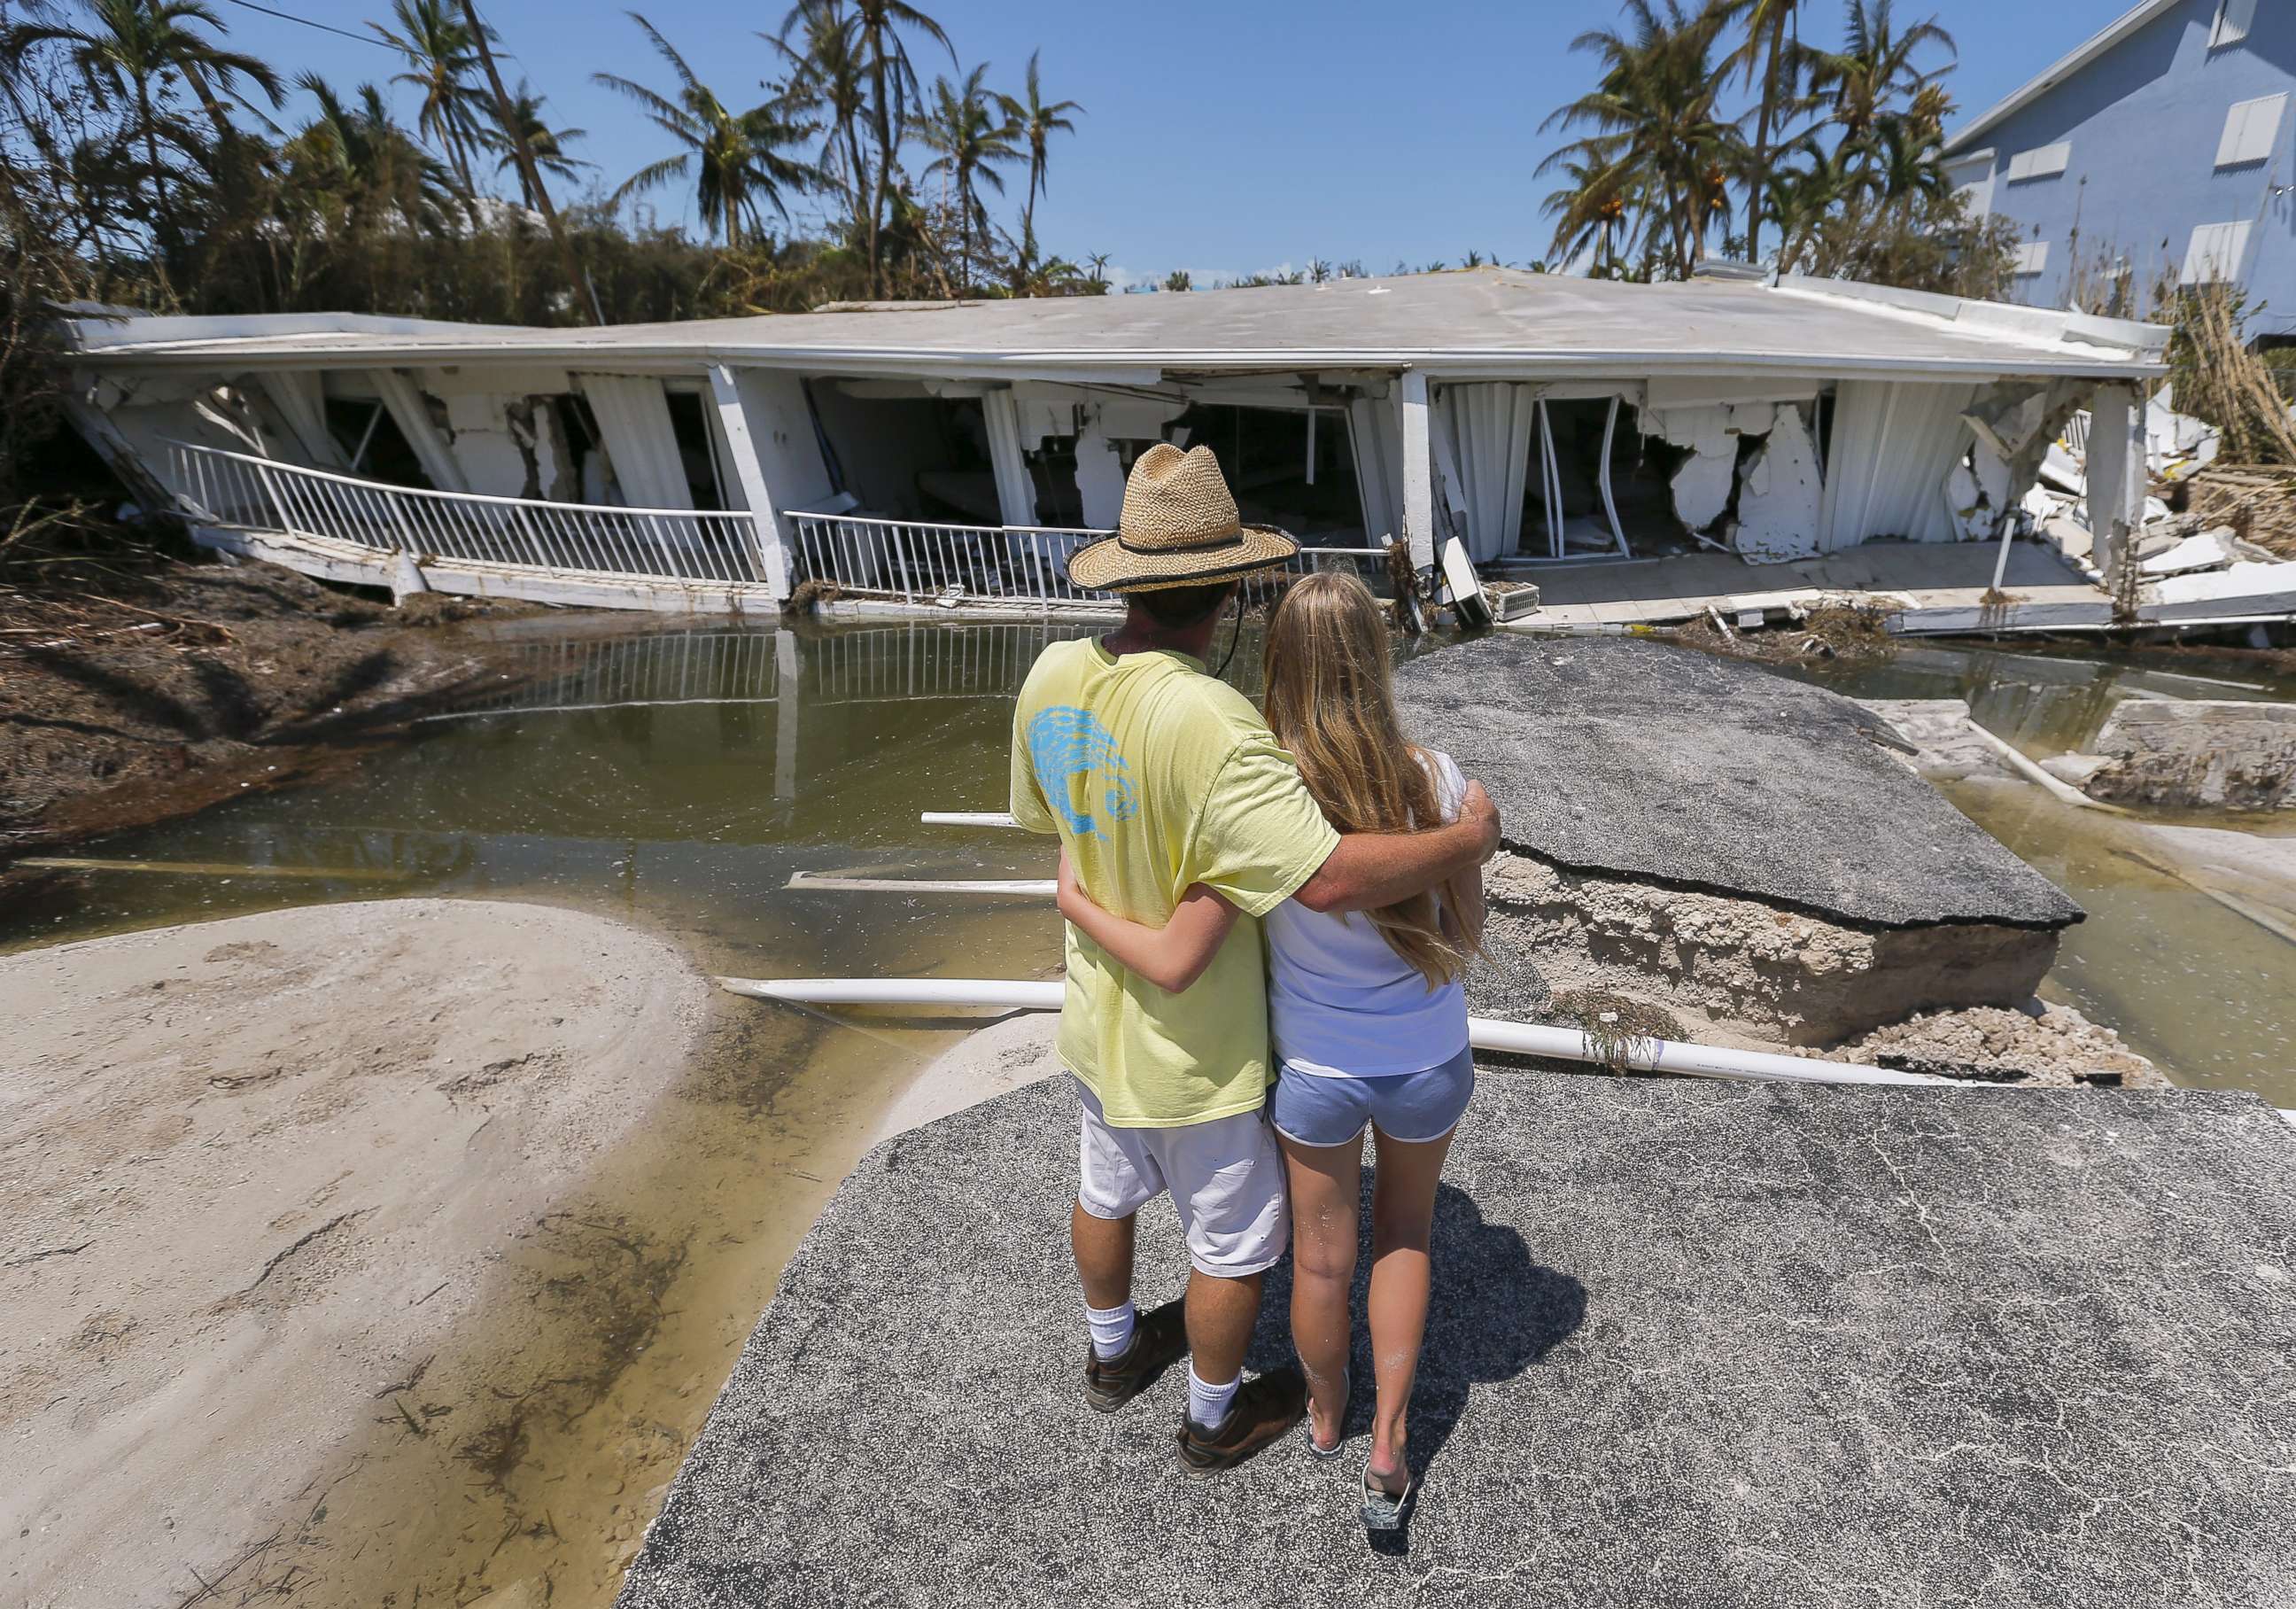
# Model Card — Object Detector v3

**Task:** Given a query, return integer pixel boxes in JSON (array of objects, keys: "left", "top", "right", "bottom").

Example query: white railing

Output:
[
  {"left": 788, "top": 507, "right": 1394, "bottom": 606},
  {"left": 165, "top": 440, "right": 768, "bottom": 586},
  {"left": 788, "top": 510, "right": 1100, "bottom": 605}
]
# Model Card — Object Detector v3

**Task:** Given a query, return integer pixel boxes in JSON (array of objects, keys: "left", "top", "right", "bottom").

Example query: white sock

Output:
[
  {"left": 1085, "top": 1299, "right": 1136, "bottom": 1360},
  {"left": 1188, "top": 1366, "right": 1240, "bottom": 1431}
]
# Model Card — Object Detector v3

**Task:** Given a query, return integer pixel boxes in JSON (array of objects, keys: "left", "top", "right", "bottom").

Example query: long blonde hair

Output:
[{"left": 1262, "top": 572, "right": 1484, "bottom": 987}]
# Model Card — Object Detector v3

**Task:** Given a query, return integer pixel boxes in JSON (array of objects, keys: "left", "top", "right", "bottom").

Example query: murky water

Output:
[
  {"left": 6, "top": 619, "right": 2292, "bottom": 1605},
  {"left": 1785, "top": 641, "right": 2296, "bottom": 1096}
]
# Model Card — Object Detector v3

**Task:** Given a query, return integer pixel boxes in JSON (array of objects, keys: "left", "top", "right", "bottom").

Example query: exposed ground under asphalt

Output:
[
  {"left": 1391, "top": 633, "right": 2083, "bottom": 930},
  {"left": 618, "top": 1071, "right": 2296, "bottom": 1609},
  {"left": 0, "top": 557, "right": 531, "bottom": 851}
]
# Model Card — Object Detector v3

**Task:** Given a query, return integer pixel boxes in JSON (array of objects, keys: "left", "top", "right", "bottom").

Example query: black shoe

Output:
[
  {"left": 1083, "top": 1300, "right": 1187, "bottom": 1413},
  {"left": 1175, "top": 1367, "right": 1307, "bottom": 1474}
]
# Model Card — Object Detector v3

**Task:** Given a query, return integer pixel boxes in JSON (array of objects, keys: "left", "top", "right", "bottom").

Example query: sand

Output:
[{"left": 0, "top": 898, "right": 709, "bottom": 1609}]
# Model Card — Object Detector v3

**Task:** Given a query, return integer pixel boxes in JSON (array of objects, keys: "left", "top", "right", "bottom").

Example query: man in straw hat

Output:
[{"left": 1010, "top": 443, "right": 1499, "bottom": 1473}]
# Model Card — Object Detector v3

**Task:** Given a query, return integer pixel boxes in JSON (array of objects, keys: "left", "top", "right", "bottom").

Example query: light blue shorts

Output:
[{"left": 1268, "top": 1045, "right": 1476, "bottom": 1148}]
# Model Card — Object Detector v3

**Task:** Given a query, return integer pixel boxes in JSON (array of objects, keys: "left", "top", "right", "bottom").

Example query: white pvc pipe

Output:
[
  {"left": 787, "top": 873, "right": 1055, "bottom": 896},
  {"left": 920, "top": 811, "right": 1020, "bottom": 828},
  {"left": 716, "top": 976, "right": 1961, "bottom": 1089}
]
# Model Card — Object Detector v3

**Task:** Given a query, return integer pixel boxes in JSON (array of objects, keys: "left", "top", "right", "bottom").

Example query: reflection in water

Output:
[{"left": 1794, "top": 641, "right": 2296, "bottom": 758}]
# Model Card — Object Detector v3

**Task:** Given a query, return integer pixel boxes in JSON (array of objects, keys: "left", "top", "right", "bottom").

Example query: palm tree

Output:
[
  {"left": 997, "top": 51, "right": 1081, "bottom": 276},
  {"left": 594, "top": 12, "right": 820, "bottom": 252},
  {"left": 1084, "top": 250, "right": 1111, "bottom": 292},
  {"left": 1539, "top": 154, "right": 1636, "bottom": 276},
  {"left": 1716, "top": 0, "right": 1813, "bottom": 263},
  {"left": 285, "top": 72, "right": 453, "bottom": 235},
  {"left": 770, "top": 0, "right": 872, "bottom": 249},
  {"left": 841, "top": 0, "right": 952, "bottom": 295},
  {"left": 1806, "top": 0, "right": 1955, "bottom": 152},
  {"left": 484, "top": 81, "right": 589, "bottom": 206},
  {"left": 370, "top": 0, "right": 490, "bottom": 198},
  {"left": 1539, "top": 1, "right": 1741, "bottom": 279},
  {"left": 8, "top": 0, "right": 281, "bottom": 249},
  {"left": 916, "top": 62, "right": 1018, "bottom": 293}
]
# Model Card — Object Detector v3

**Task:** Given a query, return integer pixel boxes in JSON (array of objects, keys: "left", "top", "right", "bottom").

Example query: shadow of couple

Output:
[{"left": 1239, "top": 1177, "right": 1588, "bottom": 1551}]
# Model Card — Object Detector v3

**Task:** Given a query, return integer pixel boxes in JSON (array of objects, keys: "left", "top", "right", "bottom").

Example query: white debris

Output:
[
  {"left": 2140, "top": 526, "right": 2241, "bottom": 576},
  {"left": 1653, "top": 405, "right": 1738, "bottom": 532}
]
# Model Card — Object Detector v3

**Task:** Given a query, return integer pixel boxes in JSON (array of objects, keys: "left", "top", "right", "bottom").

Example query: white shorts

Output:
[{"left": 1073, "top": 1077, "right": 1291, "bottom": 1279}]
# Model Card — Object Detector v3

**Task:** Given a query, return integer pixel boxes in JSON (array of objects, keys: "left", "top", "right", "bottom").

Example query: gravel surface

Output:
[
  {"left": 620, "top": 1069, "right": 2295, "bottom": 1608},
  {"left": 1391, "top": 635, "right": 2083, "bottom": 929}
]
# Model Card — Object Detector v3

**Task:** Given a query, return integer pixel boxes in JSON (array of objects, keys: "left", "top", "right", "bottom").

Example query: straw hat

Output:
[{"left": 1066, "top": 443, "right": 1299, "bottom": 594}]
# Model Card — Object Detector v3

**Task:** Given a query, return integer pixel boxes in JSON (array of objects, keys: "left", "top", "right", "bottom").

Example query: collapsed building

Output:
[{"left": 52, "top": 268, "right": 2174, "bottom": 624}]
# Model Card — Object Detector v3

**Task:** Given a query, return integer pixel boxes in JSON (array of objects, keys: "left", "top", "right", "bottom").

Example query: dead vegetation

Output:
[
  {"left": 1545, "top": 988, "right": 1684, "bottom": 1072},
  {"left": 2167, "top": 287, "right": 2296, "bottom": 468},
  {"left": 2182, "top": 465, "right": 2296, "bottom": 561},
  {"left": 781, "top": 577, "right": 844, "bottom": 616},
  {"left": 1668, "top": 601, "right": 1897, "bottom": 665}
]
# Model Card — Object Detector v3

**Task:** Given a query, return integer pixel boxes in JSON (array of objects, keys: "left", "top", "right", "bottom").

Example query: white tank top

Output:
[{"left": 1263, "top": 750, "right": 1472, "bottom": 1077}]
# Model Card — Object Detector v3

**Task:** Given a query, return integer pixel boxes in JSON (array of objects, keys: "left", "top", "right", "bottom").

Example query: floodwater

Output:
[
  {"left": 4, "top": 619, "right": 2292, "bottom": 1605},
  {"left": 1789, "top": 642, "right": 2296, "bottom": 1096}
]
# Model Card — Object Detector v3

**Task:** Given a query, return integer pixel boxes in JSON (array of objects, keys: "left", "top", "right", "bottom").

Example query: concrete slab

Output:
[
  {"left": 618, "top": 1072, "right": 2296, "bottom": 1609},
  {"left": 1500, "top": 541, "right": 2114, "bottom": 633},
  {"left": 1391, "top": 635, "right": 2082, "bottom": 929}
]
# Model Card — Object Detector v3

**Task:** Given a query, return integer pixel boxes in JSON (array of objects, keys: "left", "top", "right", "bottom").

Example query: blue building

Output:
[{"left": 1942, "top": 0, "right": 2296, "bottom": 337}]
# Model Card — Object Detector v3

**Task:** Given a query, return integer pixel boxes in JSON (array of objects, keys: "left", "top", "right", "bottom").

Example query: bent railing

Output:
[
  {"left": 164, "top": 440, "right": 767, "bottom": 586},
  {"left": 787, "top": 508, "right": 1393, "bottom": 606},
  {"left": 787, "top": 511, "right": 1101, "bottom": 605},
  {"left": 164, "top": 440, "right": 1399, "bottom": 609}
]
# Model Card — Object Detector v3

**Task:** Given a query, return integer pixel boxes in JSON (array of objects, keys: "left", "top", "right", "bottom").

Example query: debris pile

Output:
[
  {"left": 1669, "top": 600, "right": 1896, "bottom": 665},
  {"left": 1813, "top": 1002, "right": 2163, "bottom": 1088},
  {"left": 2183, "top": 464, "right": 2296, "bottom": 560}
]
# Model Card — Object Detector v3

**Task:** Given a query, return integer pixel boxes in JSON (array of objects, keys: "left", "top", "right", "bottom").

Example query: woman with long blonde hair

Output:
[{"left": 1055, "top": 571, "right": 1484, "bottom": 1531}]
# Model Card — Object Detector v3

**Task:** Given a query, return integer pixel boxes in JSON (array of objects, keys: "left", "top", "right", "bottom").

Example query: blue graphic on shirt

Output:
[{"left": 1028, "top": 705, "right": 1137, "bottom": 840}]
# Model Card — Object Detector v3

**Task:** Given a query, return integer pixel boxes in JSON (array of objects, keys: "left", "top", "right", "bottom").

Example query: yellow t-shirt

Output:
[{"left": 1010, "top": 638, "right": 1341, "bottom": 1128}]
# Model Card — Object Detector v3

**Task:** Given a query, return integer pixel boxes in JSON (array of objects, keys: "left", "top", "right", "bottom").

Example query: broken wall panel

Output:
[
  {"left": 1818, "top": 379, "right": 1978, "bottom": 548},
  {"left": 576, "top": 373, "right": 691, "bottom": 510},
  {"left": 1733, "top": 405, "right": 1825, "bottom": 563}
]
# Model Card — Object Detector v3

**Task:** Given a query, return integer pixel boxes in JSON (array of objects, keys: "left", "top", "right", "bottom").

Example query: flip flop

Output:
[
  {"left": 1361, "top": 1468, "right": 1413, "bottom": 1532},
  {"left": 1301, "top": 1367, "right": 1348, "bottom": 1459}
]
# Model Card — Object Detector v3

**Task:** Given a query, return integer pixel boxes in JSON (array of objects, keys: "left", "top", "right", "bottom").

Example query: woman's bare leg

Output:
[
  {"left": 1363, "top": 1123, "right": 1457, "bottom": 1493},
  {"left": 1277, "top": 1130, "right": 1361, "bottom": 1453}
]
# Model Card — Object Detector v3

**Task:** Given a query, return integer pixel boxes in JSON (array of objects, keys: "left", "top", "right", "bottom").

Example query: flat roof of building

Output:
[{"left": 58, "top": 269, "right": 2168, "bottom": 381}]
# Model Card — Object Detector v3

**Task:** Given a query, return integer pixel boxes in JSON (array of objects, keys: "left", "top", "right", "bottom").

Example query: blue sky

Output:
[{"left": 213, "top": 0, "right": 2131, "bottom": 285}]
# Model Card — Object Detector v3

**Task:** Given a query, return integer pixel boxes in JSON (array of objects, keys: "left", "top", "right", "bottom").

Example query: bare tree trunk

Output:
[
  {"left": 1746, "top": 25, "right": 1781, "bottom": 261},
  {"left": 458, "top": 0, "right": 605, "bottom": 324},
  {"left": 867, "top": 48, "right": 892, "bottom": 298}
]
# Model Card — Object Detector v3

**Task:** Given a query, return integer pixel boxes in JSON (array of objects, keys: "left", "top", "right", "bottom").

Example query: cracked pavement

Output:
[{"left": 617, "top": 1070, "right": 2295, "bottom": 1607}]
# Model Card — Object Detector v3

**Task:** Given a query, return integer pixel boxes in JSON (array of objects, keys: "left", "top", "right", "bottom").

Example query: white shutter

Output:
[
  {"left": 2012, "top": 241, "right": 2051, "bottom": 276},
  {"left": 2005, "top": 142, "right": 2071, "bottom": 183},
  {"left": 2216, "top": 94, "right": 2287, "bottom": 167},
  {"left": 2181, "top": 221, "right": 2255, "bottom": 284},
  {"left": 2212, "top": 0, "right": 2257, "bottom": 48}
]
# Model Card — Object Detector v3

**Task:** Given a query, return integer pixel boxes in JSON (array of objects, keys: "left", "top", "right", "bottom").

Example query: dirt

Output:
[
  {"left": 1814, "top": 1001, "right": 2166, "bottom": 1088},
  {"left": 1474, "top": 850, "right": 2063, "bottom": 1050},
  {"left": 0, "top": 899, "right": 710, "bottom": 1609},
  {"left": 0, "top": 556, "right": 541, "bottom": 852}
]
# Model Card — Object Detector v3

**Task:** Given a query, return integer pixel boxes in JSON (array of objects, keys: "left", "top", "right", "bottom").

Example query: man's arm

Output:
[{"left": 1292, "top": 781, "right": 1501, "bottom": 915}]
